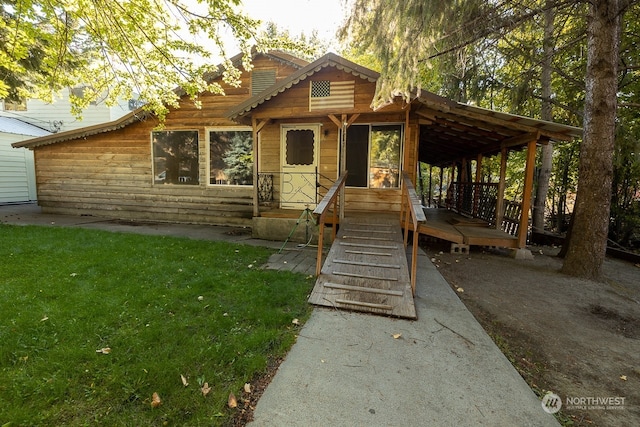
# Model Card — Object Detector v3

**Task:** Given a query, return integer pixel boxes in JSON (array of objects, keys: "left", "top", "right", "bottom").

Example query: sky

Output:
[{"left": 238, "top": 0, "right": 351, "bottom": 52}]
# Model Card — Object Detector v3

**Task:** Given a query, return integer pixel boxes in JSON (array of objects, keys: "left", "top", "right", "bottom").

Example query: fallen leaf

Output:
[
  {"left": 392, "top": 333, "right": 402, "bottom": 339},
  {"left": 151, "top": 392, "right": 162, "bottom": 408},
  {"left": 197, "top": 295, "right": 204, "bottom": 301},
  {"left": 181, "top": 374, "right": 188, "bottom": 387},
  {"left": 40, "top": 316, "right": 49, "bottom": 322},
  {"left": 620, "top": 375, "right": 627, "bottom": 381},
  {"left": 228, "top": 392, "right": 237, "bottom": 408},
  {"left": 292, "top": 318, "right": 300, "bottom": 326},
  {"left": 456, "top": 287, "right": 464, "bottom": 293},
  {"left": 201, "top": 382, "right": 211, "bottom": 397},
  {"left": 244, "top": 383, "right": 251, "bottom": 394},
  {"left": 96, "top": 347, "right": 111, "bottom": 354}
]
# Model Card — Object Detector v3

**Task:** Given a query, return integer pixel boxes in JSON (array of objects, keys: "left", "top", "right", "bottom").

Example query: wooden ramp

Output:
[{"left": 308, "top": 214, "right": 417, "bottom": 319}]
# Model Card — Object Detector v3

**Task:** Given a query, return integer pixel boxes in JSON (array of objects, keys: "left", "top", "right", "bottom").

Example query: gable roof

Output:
[
  {"left": 12, "top": 50, "right": 308, "bottom": 149},
  {"left": 225, "top": 52, "right": 582, "bottom": 167},
  {"left": 226, "top": 52, "right": 380, "bottom": 121}
]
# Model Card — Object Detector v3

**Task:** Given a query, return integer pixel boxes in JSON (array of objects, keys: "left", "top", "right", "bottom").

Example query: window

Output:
[
  {"left": 345, "top": 124, "right": 403, "bottom": 188},
  {"left": 208, "top": 129, "right": 253, "bottom": 185},
  {"left": 70, "top": 86, "right": 98, "bottom": 105},
  {"left": 285, "top": 129, "right": 314, "bottom": 165},
  {"left": 152, "top": 130, "right": 199, "bottom": 185},
  {"left": 3, "top": 98, "right": 27, "bottom": 111}
]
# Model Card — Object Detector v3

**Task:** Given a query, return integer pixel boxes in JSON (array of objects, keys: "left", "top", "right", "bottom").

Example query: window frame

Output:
[
  {"left": 345, "top": 122, "right": 404, "bottom": 189},
  {"left": 206, "top": 126, "right": 254, "bottom": 187},
  {"left": 151, "top": 129, "right": 200, "bottom": 186}
]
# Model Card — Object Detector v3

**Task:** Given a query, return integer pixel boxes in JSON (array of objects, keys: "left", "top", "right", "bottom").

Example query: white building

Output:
[
  {"left": 0, "top": 117, "right": 50, "bottom": 203},
  {"left": 1, "top": 87, "right": 139, "bottom": 203},
  {"left": 0, "top": 87, "right": 138, "bottom": 133}
]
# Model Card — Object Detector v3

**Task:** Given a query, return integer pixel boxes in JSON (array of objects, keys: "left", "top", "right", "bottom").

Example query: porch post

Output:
[
  {"left": 495, "top": 147, "right": 508, "bottom": 230},
  {"left": 252, "top": 117, "right": 259, "bottom": 218},
  {"left": 438, "top": 167, "right": 444, "bottom": 207},
  {"left": 340, "top": 114, "right": 347, "bottom": 220},
  {"left": 517, "top": 139, "right": 537, "bottom": 248},
  {"left": 473, "top": 154, "right": 483, "bottom": 217}
]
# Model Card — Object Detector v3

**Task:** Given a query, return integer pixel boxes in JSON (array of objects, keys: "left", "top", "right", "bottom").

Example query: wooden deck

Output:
[
  {"left": 419, "top": 208, "right": 519, "bottom": 248},
  {"left": 308, "top": 213, "right": 416, "bottom": 319}
]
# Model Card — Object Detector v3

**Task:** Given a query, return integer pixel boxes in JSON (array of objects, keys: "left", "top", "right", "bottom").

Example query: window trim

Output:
[{"left": 206, "top": 126, "right": 254, "bottom": 187}]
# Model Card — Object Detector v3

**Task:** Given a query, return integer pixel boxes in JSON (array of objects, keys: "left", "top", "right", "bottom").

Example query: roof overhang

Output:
[
  {"left": 12, "top": 50, "right": 309, "bottom": 150},
  {"left": 414, "top": 99, "right": 582, "bottom": 167}
]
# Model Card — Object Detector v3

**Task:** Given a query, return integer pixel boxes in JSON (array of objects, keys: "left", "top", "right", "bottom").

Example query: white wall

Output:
[
  {"left": 0, "top": 133, "right": 37, "bottom": 203},
  {"left": 0, "top": 88, "right": 135, "bottom": 133}
]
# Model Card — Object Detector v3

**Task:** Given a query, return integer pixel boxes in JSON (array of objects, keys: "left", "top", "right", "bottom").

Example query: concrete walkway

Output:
[{"left": 1, "top": 203, "right": 558, "bottom": 426}]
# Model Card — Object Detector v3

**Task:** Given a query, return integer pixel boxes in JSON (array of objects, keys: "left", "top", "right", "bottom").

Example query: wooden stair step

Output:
[
  {"left": 333, "top": 259, "right": 401, "bottom": 269},
  {"left": 340, "top": 242, "right": 398, "bottom": 250},
  {"left": 342, "top": 235, "right": 394, "bottom": 241},
  {"left": 342, "top": 228, "right": 394, "bottom": 234},
  {"left": 344, "top": 249, "right": 392, "bottom": 257},
  {"left": 332, "top": 271, "right": 399, "bottom": 281},
  {"left": 335, "top": 299, "right": 393, "bottom": 310},
  {"left": 324, "top": 282, "right": 404, "bottom": 296}
]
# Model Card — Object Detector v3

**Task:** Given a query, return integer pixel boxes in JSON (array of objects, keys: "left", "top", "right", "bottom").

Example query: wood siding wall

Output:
[
  {"left": 253, "top": 67, "right": 419, "bottom": 213},
  {"left": 33, "top": 57, "right": 300, "bottom": 226}
]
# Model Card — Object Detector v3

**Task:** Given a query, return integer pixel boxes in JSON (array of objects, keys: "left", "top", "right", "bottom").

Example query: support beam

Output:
[
  {"left": 518, "top": 139, "right": 538, "bottom": 248},
  {"left": 473, "top": 153, "right": 483, "bottom": 216},
  {"left": 495, "top": 147, "right": 508, "bottom": 230}
]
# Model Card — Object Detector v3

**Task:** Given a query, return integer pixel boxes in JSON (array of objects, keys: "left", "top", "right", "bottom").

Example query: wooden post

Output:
[
  {"left": 252, "top": 118, "right": 259, "bottom": 218},
  {"left": 518, "top": 139, "right": 537, "bottom": 248},
  {"left": 473, "top": 154, "right": 483, "bottom": 217},
  {"left": 495, "top": 147, "right": 508, "bottom": 230},
  {"left": 339, "top": 114, "right": 347, "bottom": 220},
  {"left": 438, "top": 167, "right": 444, "bottom": 207}
]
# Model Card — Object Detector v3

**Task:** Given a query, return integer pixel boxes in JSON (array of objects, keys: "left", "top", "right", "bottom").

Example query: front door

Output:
[{"left": 280, "top": 124, "right": 320, "bottom": 209}]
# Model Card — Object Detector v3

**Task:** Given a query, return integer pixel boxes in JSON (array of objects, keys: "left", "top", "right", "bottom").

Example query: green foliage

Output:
[
  {"left": 0, "top": 0, "right": 311, "bottom": 121},
  {"left": 0, "top": 225, "right": 313, "bottom": 425},
  {"left": 223, "top": 132, "right": 253, "bottom": 185}
]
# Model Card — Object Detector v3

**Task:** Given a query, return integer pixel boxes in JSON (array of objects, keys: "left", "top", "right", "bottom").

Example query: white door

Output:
[{"left": 280, "top": 124, "right": 320, "bottom": 209}]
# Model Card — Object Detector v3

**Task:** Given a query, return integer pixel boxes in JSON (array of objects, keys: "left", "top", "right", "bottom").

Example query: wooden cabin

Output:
[{"left": 13, "top": 52, "right": 582, "bottom": 257}]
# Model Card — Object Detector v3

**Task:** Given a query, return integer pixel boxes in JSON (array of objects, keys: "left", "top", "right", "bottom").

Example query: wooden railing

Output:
[
  {"left": 447, "top": 182, "right": 499, "bottom": 223},
  {"left": 313, "top": 172, "right": 348, "bottom": 276},
  {"left": 400, "top": 172, "right": 426, "bottom": 295}
]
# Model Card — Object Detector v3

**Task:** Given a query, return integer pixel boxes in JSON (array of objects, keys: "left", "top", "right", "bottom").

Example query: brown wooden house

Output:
[{"left": 13, "top": 51, "right": 581, "bottom": 252}]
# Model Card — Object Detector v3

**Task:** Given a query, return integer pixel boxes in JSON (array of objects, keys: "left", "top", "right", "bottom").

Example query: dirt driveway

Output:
[{"left": 424, "top": 241, "right": 640, "bottom": 427}]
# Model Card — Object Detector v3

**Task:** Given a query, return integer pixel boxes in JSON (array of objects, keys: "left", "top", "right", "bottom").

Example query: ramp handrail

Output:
[
  {"left": 400, "top": 172, "right": 426, "bottom": 295},
  {"left": 313, "top": 172, "right": 348, "bottom": 276}
]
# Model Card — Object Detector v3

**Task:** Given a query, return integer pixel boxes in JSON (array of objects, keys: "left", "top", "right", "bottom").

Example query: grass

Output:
[{"left": 0, "top": 224, "right": 314, "bottom": 426}]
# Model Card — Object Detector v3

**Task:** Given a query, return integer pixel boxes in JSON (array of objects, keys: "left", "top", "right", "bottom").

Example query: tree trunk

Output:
[
  {"left": 532, "top": 1, "right": 555, "bottom": 234},
  {"left": 561, "top": 0, "right": 621, "bottom": 279}
]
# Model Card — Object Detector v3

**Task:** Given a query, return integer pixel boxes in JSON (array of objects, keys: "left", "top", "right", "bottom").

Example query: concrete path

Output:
[{"left": 1, "top": 203, "right": 559, "bottom": 426}]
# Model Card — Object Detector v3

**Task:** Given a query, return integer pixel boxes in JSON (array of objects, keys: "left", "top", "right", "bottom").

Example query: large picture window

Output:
[
  {"left": 208, "top": 129, "right": 253, "bottom": 185},
  {"left": 345, "top": 124, "right": 403, "bottom": 188},
  {"left": 152, "top": 130, "right": 199, "bottom": 185}
]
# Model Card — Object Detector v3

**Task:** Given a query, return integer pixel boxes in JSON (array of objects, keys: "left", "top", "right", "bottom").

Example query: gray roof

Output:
[{"left": 0, "top": 117, "right": 51, "bottom": 137}]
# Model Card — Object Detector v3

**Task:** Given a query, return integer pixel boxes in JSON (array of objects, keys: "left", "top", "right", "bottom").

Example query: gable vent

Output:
[{"left": 251, "top": 70, "right": 277, "bottom": 95}]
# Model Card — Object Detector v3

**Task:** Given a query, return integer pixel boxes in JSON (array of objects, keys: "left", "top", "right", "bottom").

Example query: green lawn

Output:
[{"left": 0, "top": 224, "right": 314, "bottom": 426}]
